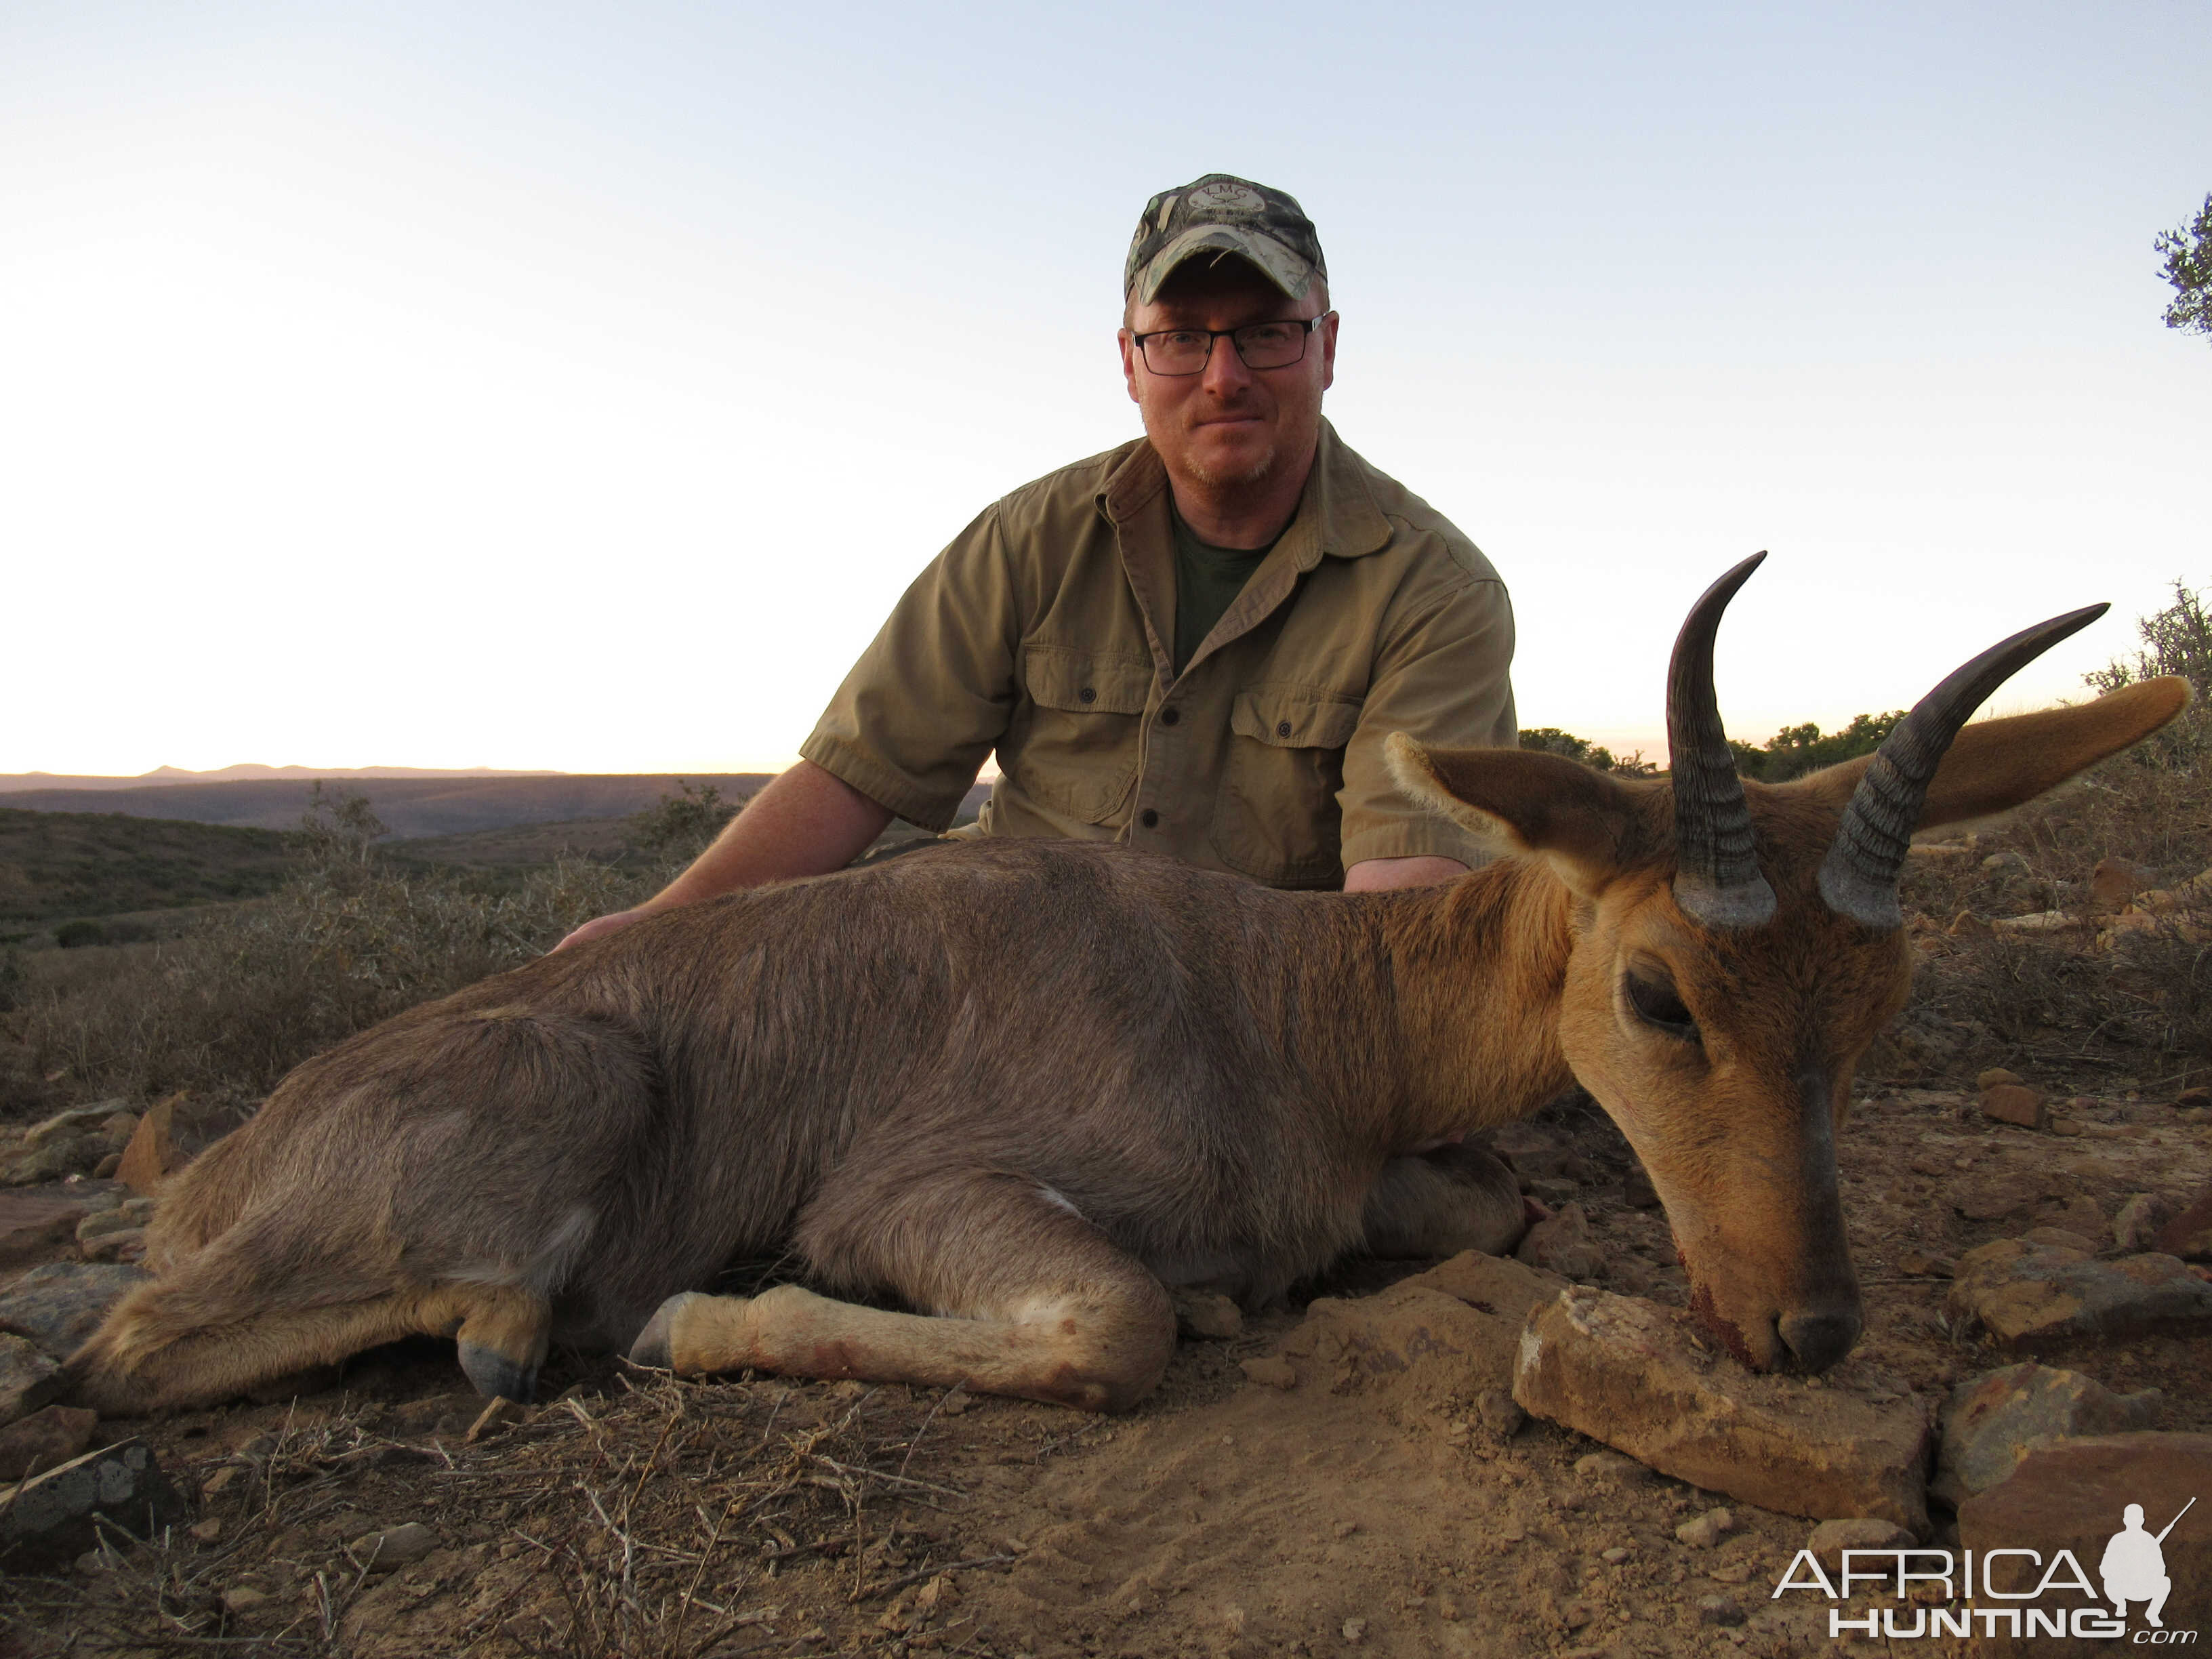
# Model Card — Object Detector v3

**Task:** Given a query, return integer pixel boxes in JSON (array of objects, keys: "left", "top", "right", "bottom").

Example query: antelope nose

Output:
[{"left": 1776, "top": 1307, "right": 1861, "bottom": 1374}]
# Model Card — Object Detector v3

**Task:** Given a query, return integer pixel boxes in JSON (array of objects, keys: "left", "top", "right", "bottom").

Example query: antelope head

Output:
[{"left": 1390, "top": 554, "right": 2190, "bottom": 1372}]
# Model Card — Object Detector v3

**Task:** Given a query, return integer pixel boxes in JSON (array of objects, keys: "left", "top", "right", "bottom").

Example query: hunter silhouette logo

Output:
[{"left": 2104, "top": 1497, "right": 2193, "bottom": 1630}]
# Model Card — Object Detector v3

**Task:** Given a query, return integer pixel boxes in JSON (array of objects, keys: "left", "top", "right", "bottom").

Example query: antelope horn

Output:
[
  {"left": 1816, "top": 602, "right": 2110, "bottom": 928},
  {"left": 1669, "top": 552, "right": 1776, "bottom": 929}
]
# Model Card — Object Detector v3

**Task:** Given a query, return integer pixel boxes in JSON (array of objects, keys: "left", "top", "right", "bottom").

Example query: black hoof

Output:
[
  {"left": 457, "top": 1340, "right": 539, "bottom": 1403},
  {"left": 628, "top": 1292, "right": 701, "bottom": 1372}
]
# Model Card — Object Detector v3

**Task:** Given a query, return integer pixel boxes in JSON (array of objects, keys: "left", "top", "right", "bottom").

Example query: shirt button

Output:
[
  {"left": 1078, "top": 687, "right": 1097, "bottom": 703},
  {"left": 1139, "top": 808, "right": 1160, "bottom": 829},
  {"left": 1159, "top": 707, "right": 1180, "bottom": 726},
  {"left": 1276, "top": 720, "right": 1293, "bottom": 738}
]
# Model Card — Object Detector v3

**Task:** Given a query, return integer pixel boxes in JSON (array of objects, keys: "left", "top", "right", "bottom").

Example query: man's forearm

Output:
[
  {"left": 1344, "top": 855, "right": 1468, "bottom": 893},
  {"left": 650, "top": 760, "right": 895, "bottom": 909}
]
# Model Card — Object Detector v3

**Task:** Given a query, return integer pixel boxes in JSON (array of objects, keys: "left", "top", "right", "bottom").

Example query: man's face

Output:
[{"left": 1118, "top": 257, "right": 1337, "bottom": 494}]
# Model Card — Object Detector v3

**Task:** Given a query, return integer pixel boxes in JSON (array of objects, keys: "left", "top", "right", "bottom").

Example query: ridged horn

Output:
[
  {"left": 1669, "top": 552, "right": 1776, "bottom": 929},
  {"left": 1816, "top": 603, "right": 2110, "bottom": 929}
]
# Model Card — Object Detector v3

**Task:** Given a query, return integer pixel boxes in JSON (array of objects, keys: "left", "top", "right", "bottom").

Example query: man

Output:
[{"left": 559, "top": 173, "right": 1514, "bottom": 951}]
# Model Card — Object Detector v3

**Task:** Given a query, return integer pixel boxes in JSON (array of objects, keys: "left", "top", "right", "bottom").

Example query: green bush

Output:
[
  {"left": 1729, "top": 711, "right": 1908, "bottom": 783},
  {"left": 53, "top": 920, "right": 107, "bottom": 949}
]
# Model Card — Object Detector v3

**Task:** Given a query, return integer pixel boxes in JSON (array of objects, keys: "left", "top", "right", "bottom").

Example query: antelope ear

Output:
[
  {"left": 1386, "top": 733, "right": 1650, "bottom": 897},
  {"left": 1784, "top": 677, "right": 2192, "bottom": 832}
]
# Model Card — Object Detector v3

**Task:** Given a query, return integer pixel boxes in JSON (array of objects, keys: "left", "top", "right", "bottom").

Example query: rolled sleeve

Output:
[
  {"left": 800, "top": 506, "right": 1022, "bottom": 832},
  {"left": 1336, "top": 577, "right": 1518, "bottom": 869}
]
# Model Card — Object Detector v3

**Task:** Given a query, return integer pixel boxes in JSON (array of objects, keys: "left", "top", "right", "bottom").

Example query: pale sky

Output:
[{"left": 3, "top": 2, "right": 2206, "bottom": 777}]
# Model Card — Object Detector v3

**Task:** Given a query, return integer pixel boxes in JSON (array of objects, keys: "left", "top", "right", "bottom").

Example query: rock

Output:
[
  {"left": 1171, "top": 1290, "right": 1243, "bottom": 1340},
  {"left": 0, "top": 1439, "right": 186, "bottom": 1570},
  {"left": 222, "top": 1585, "right": 270, "bottom": 1613},
  {"left": 0, "top": 1191, "right": 90, "bottom": 1269},
  {"left": 1340, "top": 1616, "right": 1367, "bottom": 1643},
  {"left": 0, "top": 1405, "right": 100, "bottom": 1482},
  {"left": 1978, "top": 1084, "right": 2048, "bottom": 1130},
  {"left": 1573, "top": 1450, "right": 1647, "bottom": 1483},
  {"left": 2017, "top": 1225, "right": 2100, "bottom": 1253},
  {"left": 190, "top": 1516, "right": 221, "bottom": 1540},
  {"left": 2112, "top": 1191, "right": 2165, "bottom": 1251},
  {"left": 1944, "top": 1240, "right": 2212, "bottom": 1348},
  {"left": 1238, "top": 1356, "right": 1296, "bottom": 1391},
  {"left": 2152, "top": 1182, "right": 2212, "bottom": 1260},
  {"left": 1931, "top": 1361, "right": 2160, "bottom": 1507},
  {"left": 1695, "top": 1594, "right": 1744, "bottom": 1626},
  {"left": 115, "top": 1096, "right": 183, "bottom": 1195},
  {"left": 20, "top": 1107, "right": 127, "bottom": 1151},
  {"left": 91, "top": 1153, "right": 122, "bottom": 1180},
  {"left": 0, "top": 1262, "right": 151, "bottom": 1356},
  {"left": 1805, "top": 1516, "right": 1912, "bottom": 1569},
  {"left": 1958, "top": 1433, "right": 2212, "bottom": 1654},
  {"left": 1976, "top": 1067, "right": 2024, "bottom": 1090},
  {"left": 1675, "top": 1507, "right": 1734, "bottom": 1548},
  {"left": 1947, "top": 1171, "right": 2048, "bottom": 1222},
  {"left": 75, "top": 1209, "right": 139, "bottom": 1246},
  {"left": 1512, "top": 1286, "right": 1929, "bottom": 1530},
  {"left": 352, "top": 1521, "right": 438, "bottom": 1572},
  {"left": 2, "top": 1133, "right": 104, "bottom": 1186},
  {"left": 0, "top": 1333, "right": 63, "bottom": 1427},
  {"left": 81, "top": 1229, "right": 146, "bottom": 1265},
  {"left": 1515, "top": 1202, "right": 1601, "bottom": 1280},
  {"left": 2091, "top": 856, "right": 2152, "bottom": 908},
  {"left": 1525, "top": 1176, "right": 1580, "bottom": 1208},
  {"left": 1482, "top": 1121, "right": 1582, "bottom": 1183},
  {"left": 1473, "top": 1388, "right": 1525, "bottom": 1437},
  {"left": 201, "top": 1465, "right": 243, "bottom": 1496}
]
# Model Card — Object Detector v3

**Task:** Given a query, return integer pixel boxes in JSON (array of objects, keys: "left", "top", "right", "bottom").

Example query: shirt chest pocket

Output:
[
  {"left": 1210, "top": 686, "right": 1364, "bottom": 886},
  {"left": 1006, "top": 644, "right": 1153, "bottom": 824}
]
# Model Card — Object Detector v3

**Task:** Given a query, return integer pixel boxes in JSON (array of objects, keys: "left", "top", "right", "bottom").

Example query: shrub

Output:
[
  {"left": 626, "top": 780, "right": 747, "bottom": 863},
  {"left": 53, "top": 920, "right": 108, "bottom": 949}
]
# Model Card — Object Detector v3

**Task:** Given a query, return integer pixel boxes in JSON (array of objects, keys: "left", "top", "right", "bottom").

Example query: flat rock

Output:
[
  {"left": 0, "top": 1333, "right": 64, "bottom": 1427},
  {"left": 0, "top": 1405, "right": 101, "bottom": 1481},
  {"left": 1944, "top": 1240, "right": 2212, "bottom": 1347},
  {"left": 1958, "top": 1433, "right": 2212, "bottom": 1658},
  {"left": 0, "top": 1262, "right": 151, "bottom": 1357},
  {"left": 1948, "top": 1170, "right": 2049, "bottom": 1222},
  {"left": 1979, "top": 1084, "right": 2048, "bottom": 1130},
  {"left": 0, "top": 1190, "right": 89, "bottom": 1269},
  {"left": 0, "top": 1438, "right": 186, "bottom": 1570},
  {"left": 115, "top": 1095, "right": 184, "bottom": 1194},
  {"left": 352, "top": 1520, "right": 438, "bottom": 1572},
  {"left": 1277, "top": 1250, "right": 1565, "bottom": 1406},
  {"left": 2152, "top": 1180, "right": 2212, "bottom": 1260},
  {"left": 19, "top": 1106, "right": 127, "bottom": 1150},
  {"left": 1, "top": 1132, "right": 104, "bottom": 1187},
  {"left": 1932, "top": 1361, "right": 2160, "bottom": 1507},
  {"left": 1512, "top": 1286, "right": 1929, "bottom": 1532}
]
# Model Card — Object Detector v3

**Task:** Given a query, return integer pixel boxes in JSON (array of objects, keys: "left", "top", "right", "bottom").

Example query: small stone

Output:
[
  {"left": 2114, "top": 1192, "right": 2165, "bottom": 1251},
  {"left": 75, "top": 1209, "right": 138, "bottom": 1246},
  {"left": 0, "top": 1261, "right": 152, "bottom": 1356},
  {"left": 1675, "top": 1507, "right": 1733, "bottom": 1548},
  {"left": 1515, "top": 1202, "right": 1602, "bottom": 1281},
  {"left": 1897, "top": 1252, "right": 1955, "bottom": 1279},
  {"left": 1573, "top": 1450, "right": 1648, "bottom": 1483},
  {"left": 2050, "top": 1117, "right": 2084, "bottom": 1136},
  {"left": 1931, "top": 1361, "right": 2160, "bottom": 1505},
  {"left": 1341, "top": 1616, "right": 1368, "bottom": 1643},
  {"left": 201, "top": 1465, "right": 244, "bottom": 1496},
  {"left": 1170, "top": 1290, "right": 1242, "bottom": 1340},
  {"left": 1238, "top": 1355, "right": 1296, "bottom": 1391},
  {"left": 1601, "top": 1546, "right": 1631, "bottom": 1563},
  {"left": 2152, "top": 1182, "right": 2212, "bottom": 1260},
  {"left": 1473, "top": 1388, "right": 1525, "bottom": 1437},
  {"left": 0, "top": 1332, "right": 63, "bottom": 1427},
  {"left": 2091, "top": 857, "right": 2151, "bottom": 908},
  {"left": 351, "top": 1521, "right": 438, "bottom": 1572},
  {"left": 936, "top": 1385, "right": 971, "bottom": 1416},
  {"left": 1513, "top": 1287, "right": 1928, "bottom": 1530},
  {"left": 81, "top": 1228, "right": 146, "bottom": 1264},
  {"left": 1696, "top": 1594, "right": 1745, "bottom": 1626},
  {"left": 0, "top": 1404, "right": 100, "bottom": 1481},
  {"left": 1945, "top": 1241, "right": 2212, "bottom": 1347},
  {"left": 1805, "top": 1516, "right": 1913, "bottom": 1569},
  {"left": 1978, "top": 1084, "right": 2048, "bottom": 1129},
  {"left": 1976, "top": 1068, "right": 2024, "bottom": 1090},
  {"left": 221, "top": 1585, "right": 269, "bottom": 1613},
  {"left": 0, "top": 1438, "right": 187, "bottom": 1569},
  {"left": 190, "top": 1517, "right": 222, "bottom": 1541}
]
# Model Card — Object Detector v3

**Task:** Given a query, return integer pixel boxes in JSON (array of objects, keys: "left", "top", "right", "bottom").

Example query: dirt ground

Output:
[{"left": 7, "top": 1081, "right": 2208, "bottom": 1659}]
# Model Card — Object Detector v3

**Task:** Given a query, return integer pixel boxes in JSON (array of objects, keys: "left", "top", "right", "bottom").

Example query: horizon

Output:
[{"left": 4, "top": 3, "right": 2206, "bottom": 777}]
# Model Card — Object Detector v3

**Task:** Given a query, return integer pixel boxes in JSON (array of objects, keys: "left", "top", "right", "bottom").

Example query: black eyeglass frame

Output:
[{"left": 1128, "top": 313, "right": 1334, "bottom": 377}]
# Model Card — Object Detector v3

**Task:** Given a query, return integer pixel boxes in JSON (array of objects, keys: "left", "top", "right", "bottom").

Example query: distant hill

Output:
[
  {"left": 0, "top": 774, "right": 779, "bottom": 839},
  {"left": 0, "top": 808, "right": 298, "bottom": 928},
  {"left": 0, "top": 764, "right": 562, "bottom": 794}
]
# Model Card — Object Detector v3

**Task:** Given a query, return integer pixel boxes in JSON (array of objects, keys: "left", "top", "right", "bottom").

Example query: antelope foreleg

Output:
[{"left": 1361, "top": 1143, "right": 1527, "bottom": 1258}]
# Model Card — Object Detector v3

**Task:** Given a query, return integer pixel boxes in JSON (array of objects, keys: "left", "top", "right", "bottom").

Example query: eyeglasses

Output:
[{"left": 1129, "top": 314, "right": 1332, "bottom": 377}]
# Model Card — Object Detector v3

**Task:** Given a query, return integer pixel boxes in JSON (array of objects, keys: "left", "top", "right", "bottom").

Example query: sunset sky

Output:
[{"left": 4, "top": 3, "right": 2207, "bottom": 778}]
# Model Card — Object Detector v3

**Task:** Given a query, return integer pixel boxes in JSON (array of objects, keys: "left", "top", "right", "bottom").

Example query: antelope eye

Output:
[{"left": 1624, "top": 966, "right": 1698, "bottom": 1040}]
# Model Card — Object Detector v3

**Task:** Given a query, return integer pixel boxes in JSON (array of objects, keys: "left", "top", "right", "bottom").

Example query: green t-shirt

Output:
[{"left": 1172, "top": 507, "right": 1277, "bottom": 676}]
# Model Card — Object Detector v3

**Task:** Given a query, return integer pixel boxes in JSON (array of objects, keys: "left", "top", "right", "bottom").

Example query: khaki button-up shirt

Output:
[{"left": 800, "top": 420, "right": 1516, "bottom": 889}]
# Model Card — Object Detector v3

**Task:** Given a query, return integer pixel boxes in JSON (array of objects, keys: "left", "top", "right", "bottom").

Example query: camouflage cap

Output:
[{"left": 1124, "top": 173, "right": 1327, "bottom": 306}]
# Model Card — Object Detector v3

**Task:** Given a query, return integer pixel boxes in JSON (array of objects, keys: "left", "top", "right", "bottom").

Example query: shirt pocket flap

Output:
[
  {"left": 1231, "top": 688, "right": 1362, "bottom": 750},
  {"left": 1023, "top": 645, "right": 1154, "bottom": 715}
]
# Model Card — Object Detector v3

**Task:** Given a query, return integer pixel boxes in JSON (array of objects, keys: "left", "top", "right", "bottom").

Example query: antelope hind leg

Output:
[
  {"left": 632, "top": 1170, "right": 1176, "bottom": 1413},
  {"left": 1361, "top": 1143, "right": 1527, "bottom": 1258}
]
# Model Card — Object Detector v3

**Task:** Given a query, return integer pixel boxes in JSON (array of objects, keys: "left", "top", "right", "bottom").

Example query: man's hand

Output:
[{"left": 552, "top": 907, "right": 656, "bottom": 954}]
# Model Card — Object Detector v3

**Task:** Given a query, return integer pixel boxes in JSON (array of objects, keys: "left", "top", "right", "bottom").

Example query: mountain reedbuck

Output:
[{"left": 68, "top": 556, "right": 2187, "bottom": 1416}]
